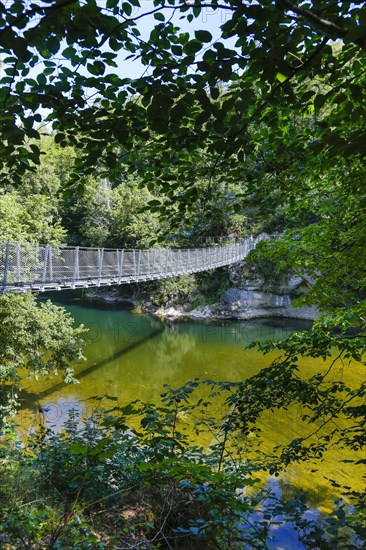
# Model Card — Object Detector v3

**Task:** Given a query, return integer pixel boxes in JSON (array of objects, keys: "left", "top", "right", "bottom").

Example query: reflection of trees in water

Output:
[
  {"left": 276, "top": 476, "right": 330, "bottom": 508},
  {"left": 101, "top": 325, "right": 204, "bottom": 401},
  {"left": 141, "top": 321, "right": 287, "bottom": 386},
  {"left": 151, "top": 324, "right": 199, "bottom": 378},
  {"left": 200, "top": 319, "right": 301, "bottom": 347}
]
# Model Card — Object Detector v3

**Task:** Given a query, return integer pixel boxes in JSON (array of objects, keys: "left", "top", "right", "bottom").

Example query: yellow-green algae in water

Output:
[{"left": 18, "top": 297, "right": 365, "bottom": 510}]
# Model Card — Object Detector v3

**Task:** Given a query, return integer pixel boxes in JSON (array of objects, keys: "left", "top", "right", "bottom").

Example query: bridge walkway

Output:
[{"left": 0, "top": 237, "right": 260, "bottom": 294}]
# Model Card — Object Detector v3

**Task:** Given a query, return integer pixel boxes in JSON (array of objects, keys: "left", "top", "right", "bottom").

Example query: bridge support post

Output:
[
  {"left": 15, "top": 244, "right": 21, "bottom": 283},
  {"left": 42, "top": 245, "right": 50, "bottom": 283},
  {"left": 98, "top": 248, "right": 104, "bottom": 280},
  {"left": 2, "top": 241, "right": 11, "bottom": 293},
  {"left": 165, "top": 248, "right": 169, "bottom": 276},
  {"left": 137, "top": 250, "right": 142, "bottom": 277},
  {"left": 49, "top": 246, "right": 53, "bottom": 280},
  {"left": 74, "top": 247, "right": 80, "bottom": 283},
  {"left": 121, "top": 249, "right": 124, "bottom": 278},
  {"left": 151, "top": 249, "right": 156, "bottom": 277},
  {"left": 118, "top": 249, "right": 124, "bottom": 279},
  {"left": 133, "top": 249, "right": 137, "bottom": 279}
]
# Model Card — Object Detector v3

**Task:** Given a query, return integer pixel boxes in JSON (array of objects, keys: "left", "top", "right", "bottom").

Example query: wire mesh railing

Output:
[{"left": 0, "top": 236, "right": 262, "bottom": 293}]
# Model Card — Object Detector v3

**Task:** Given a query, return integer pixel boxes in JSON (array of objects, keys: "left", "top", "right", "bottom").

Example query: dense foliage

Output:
[
  {"left": 1, "top": 0, "right": 366, "bottom": 547},
  {"left": 1, "top": 387, "right": 364, "bottom": 548},
  {"left": 1, "top": 1, "right": 365, "bottom": 189},
  {"left": 0, "top": 293, "right": 86, "bottom": 423}
]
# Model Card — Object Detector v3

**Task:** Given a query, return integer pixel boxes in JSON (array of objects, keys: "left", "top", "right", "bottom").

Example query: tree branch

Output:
[
  {"left": 0, "top": 0, "right": 78, "bottom": 39},
  {"left": 277, "top": 0, "right": 366, "bottom": 50}
]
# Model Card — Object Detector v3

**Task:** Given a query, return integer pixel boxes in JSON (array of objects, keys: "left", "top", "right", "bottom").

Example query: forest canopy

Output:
[{"left": 1, "top": 0, "right": 365, "bottom": 187}]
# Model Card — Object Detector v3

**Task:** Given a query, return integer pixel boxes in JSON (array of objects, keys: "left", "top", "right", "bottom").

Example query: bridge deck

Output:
[{"left": 0, "top": 238, "right": 259, "bottom": 294}]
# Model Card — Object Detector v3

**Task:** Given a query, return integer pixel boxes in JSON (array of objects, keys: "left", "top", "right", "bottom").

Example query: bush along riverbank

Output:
[{"left": 1, "top": 383, "right": 363, "bottom": 549}]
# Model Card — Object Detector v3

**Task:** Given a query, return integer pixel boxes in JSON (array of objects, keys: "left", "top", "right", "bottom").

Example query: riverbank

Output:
[
  {"left": 84, "top": 285, "right": 318, "bottom": 322},
  {"left": 150, "top": 299, "right": 318, "bottom": 321}
]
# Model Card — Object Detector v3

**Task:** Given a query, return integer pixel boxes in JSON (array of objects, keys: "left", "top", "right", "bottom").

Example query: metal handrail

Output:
[{"left": 0, "top": 236, "right": 263, "bottom": 294}]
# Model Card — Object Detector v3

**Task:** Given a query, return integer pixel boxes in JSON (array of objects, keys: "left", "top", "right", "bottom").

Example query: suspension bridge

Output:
[{"left": 0, "top": 237, "right": 261, "bottom": 294}]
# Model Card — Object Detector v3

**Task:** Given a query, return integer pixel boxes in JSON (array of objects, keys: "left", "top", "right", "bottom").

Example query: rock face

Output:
[
  {"left": 168, "top": 271, "right": 318, "bottom": 321},
  {"left": 223, "top": 288, "right": 292, "bottom": 309},
  {"left": 214, "top": 288, "right": 318, "bottom": 320},
  {"left": 85, "top": 259, "right": 318, "bottom": 322},
  {"left": 197, "top": 261, "right": 319, "bottom": 321},
  {"left": 155, "top": 287, "right": 318, "bottom": 321}
]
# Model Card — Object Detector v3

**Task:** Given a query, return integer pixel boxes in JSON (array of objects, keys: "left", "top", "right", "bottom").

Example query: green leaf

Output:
[
  {"left": 195, "top": 30, "right": 212, "bottom": 43},
  {"left": 98, "top": 444, "right": 120, "bottom": 460},
  {"left": 122, "top": 2, "right": 132, "bottom": 16},
  {"left": 276, "top": 72, "right": 287, "bottom": 83},
  {"left": 87, "top": 61, "right": 105, "bottom": 76},
  {"left": 210, "top": 87, "right": 220, "bottom": 100},
  {"left": 54, "top": 132, "right": 65, "bottom": 144},
  {"left": 37, "top": 73, "right": 47, "bottom": 86},
  {"left": 62, "top": 46, "right": 76, "bottom": 60},
  {"left": 109, "top": 37, "right": 123, "bottom": 51},
  {"left": 154, "top": 12, "right": 165, "bottom": 21},
  {"left": 314, "top": 94, "right": 326, "bottom": 111},
  {"left": 12, "top": 37, "right": 31, "bottom": 61},
  {"left": 69, "top": 442, "right": 89, "bottom": 455},
  {"left": 47, "top": 36, "right": 60, "bottom": 55},
  {"left": 184, "top": 40, "right": 202, "bottom": 55}
]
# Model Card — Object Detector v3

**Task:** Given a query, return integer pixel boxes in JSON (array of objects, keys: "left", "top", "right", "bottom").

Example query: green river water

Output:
[{"left": 18, "top": 293, "right": 365, "bottom": 515}]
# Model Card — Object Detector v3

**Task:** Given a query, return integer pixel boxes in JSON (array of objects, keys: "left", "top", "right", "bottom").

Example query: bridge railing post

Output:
[
  {"left": 117, "top": 250, "right": 120, "bottom": 277},
  {"left": 117, "top": 250, "right": 121, "bottom": 278},
  {"left": 2, "top": 241, "right": 11, "bottom": 292},
  {"left": 165, "top": 248, "right": 169, "bottom": 275},
  {"left": 137, "top": 250, "right": 142, "bottom": 277},
  {"left": 98, "top": 248, "right": 104, "bottom": 280},
  {"left": 42, "top": 245, "right": 50, "bottom": 283},
  {"left": 144, "top": 250, "right": 148, "bottom": 276},
  {"left": 74, "top": 246, "right": 79, "bottom": 282},
  {"left": 16, "top": 243, "right": 21, "bottom": 283},
  {"left": 119, "top": 249, "right": 124, "bottom": 278},
  {"left": 49, "top": 246, "right": 53, "bottom": 281},
  {"left": 151, "top": 249, "right": 156, "bottom": 277}
]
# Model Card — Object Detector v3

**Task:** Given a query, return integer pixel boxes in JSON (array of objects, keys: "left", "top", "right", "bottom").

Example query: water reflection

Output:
[{"left": 18, "top": 294, "right": 364, "bottom": 508}]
